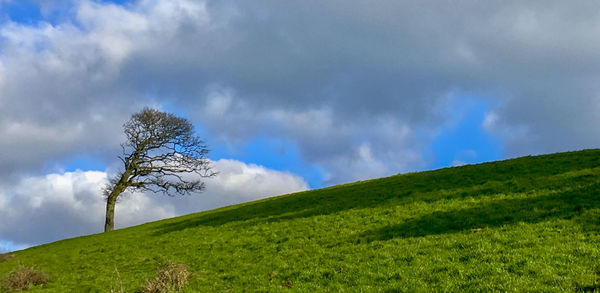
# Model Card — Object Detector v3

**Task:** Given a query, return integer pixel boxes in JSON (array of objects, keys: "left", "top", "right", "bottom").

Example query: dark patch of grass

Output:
[
  {"left": 360, "top": 179, "right": 600, "bottom": 241},
  {"left": 576, "top": 277, "right": 600, "bottom": 292}
]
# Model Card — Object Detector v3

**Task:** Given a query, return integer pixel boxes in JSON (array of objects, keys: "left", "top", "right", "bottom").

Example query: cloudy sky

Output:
[{"left": 1, "top": 0, "right": 599, "bottom": 252}]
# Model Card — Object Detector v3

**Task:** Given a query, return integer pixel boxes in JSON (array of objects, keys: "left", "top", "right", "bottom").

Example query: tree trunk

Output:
[
  {"left": 104, "top": 167, "right": 133, "bottom": 232},
  {"left": 104, "top": 179, "right": 128, "bottom": 232},
  {"left": 104, "top": 192, "right": 118, "bottom": 232},
  {"left": 104, "top": 159, "right": 136, "bottom": 232}
]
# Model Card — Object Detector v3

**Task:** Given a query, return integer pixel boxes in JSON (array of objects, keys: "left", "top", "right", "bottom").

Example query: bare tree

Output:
[{"left": 103, "top": 108, "right": 216, "bottom": 232}]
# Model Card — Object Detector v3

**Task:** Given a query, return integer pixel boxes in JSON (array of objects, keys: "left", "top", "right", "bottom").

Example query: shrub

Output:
[
  {"left": 3, "top": 265, "right": 49, "bottom": 291},
  {"left": 142, "top": 263, "right": 189, "bottom": 293}
]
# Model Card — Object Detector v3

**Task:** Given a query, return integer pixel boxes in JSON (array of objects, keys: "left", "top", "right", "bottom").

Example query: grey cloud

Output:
[{"left": 196, "top": 91, "right": 426, "bottom": 184}]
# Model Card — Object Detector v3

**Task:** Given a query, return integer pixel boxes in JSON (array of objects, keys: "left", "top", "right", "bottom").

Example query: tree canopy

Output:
[{"left": 103, "top": 108, "right": 216, "bottom": 232}]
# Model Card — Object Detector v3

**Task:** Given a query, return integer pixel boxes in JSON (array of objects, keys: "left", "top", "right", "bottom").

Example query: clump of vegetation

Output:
[
  {"left": 0, "top": 254, "right": 15, "bottom": 263},
  {"left": 142, "top": 263, "right": 189, "bottom": 293},
  {"left": 2, "top": 265, "right": 49, "bottom": 291}
]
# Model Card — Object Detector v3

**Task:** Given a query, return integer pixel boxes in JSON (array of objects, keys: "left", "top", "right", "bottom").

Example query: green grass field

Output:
[{"left": 1, "top": 150, "right": 600, "bottom": 292}]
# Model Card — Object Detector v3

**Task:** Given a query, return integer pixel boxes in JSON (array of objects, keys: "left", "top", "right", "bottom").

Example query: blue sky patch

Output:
[
  {"left": 210, "top": 136, "right": 325, "bottom": 189},
  {"left": 430, "top": 97, "right": 502, "bottom": 169},
  {"left": 0, "top": 1, "right": 43, "bottom": 25}
]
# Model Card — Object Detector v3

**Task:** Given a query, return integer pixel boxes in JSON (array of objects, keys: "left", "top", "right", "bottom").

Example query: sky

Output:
[{"left": 1, "top": 0, "right": 599, "bottom": 252}]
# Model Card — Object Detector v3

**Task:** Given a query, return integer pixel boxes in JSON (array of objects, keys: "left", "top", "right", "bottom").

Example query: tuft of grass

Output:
[
  {"left": 109, "top": 267, "right": 125, "bottom": 293},
  {"left": 0, "top": 254, "right": 15, "bottom": 263},
  {"left": 141, "top": 263, "right": 189, "bottom": 293},
  {"left": 2, "top": 265, "right": 49, "bottom": 291}
]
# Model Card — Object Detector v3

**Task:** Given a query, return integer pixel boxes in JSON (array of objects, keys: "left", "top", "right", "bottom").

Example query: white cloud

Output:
[
  {"left": 451, "top": 160, "right": 467, "bottom": 167},
  {"left": 450, "top": 150, "right": 479, "bottom": 167},
  {"left": 208, "top": 159, "right": 308, "bottom": 201},
  {"left": 321, "top": 143, "right": 387, "bottom": 184},
  {"left": 0, "top": 159, "right": 308, "bottom": 248},
  {"left": 482, "top": 111, "right": 499, "bottom": 132}
]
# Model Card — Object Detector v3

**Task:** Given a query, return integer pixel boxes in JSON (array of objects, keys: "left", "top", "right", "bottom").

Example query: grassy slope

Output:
[{"left": 1, "top": 150, "right": 600, "bottom": 292}]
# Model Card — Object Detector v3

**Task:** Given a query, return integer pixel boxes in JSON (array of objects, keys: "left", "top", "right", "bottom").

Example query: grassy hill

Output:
[{"left": 1, "top": 150, "right": 600, "bottom": 292}]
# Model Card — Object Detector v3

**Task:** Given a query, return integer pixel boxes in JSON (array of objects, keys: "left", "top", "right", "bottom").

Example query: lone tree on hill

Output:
[{"left": 103, "top": 108, "right": 216, "bottom": 232}]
